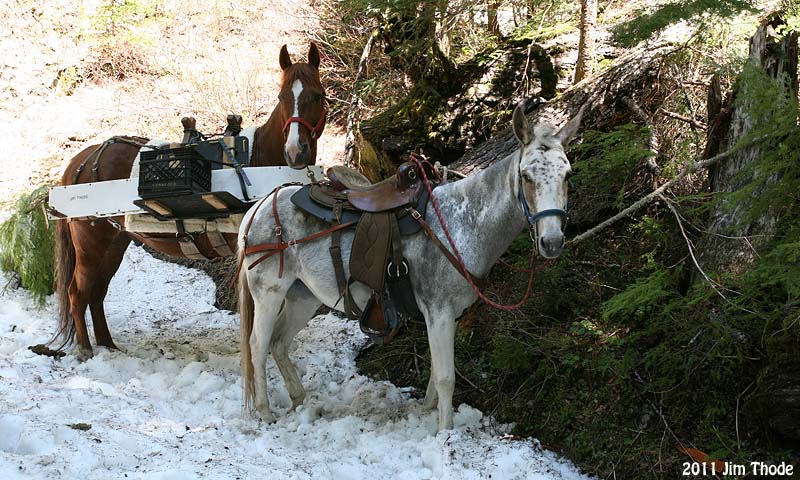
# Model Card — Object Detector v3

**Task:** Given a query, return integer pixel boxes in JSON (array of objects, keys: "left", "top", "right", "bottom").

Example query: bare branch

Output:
[
  {"left": 658, "top": 193, "right": 728, "bottom": 300},
  {"left": 570, "top": 146, "right": 740, "bottom": 245},
  {"left": 659, "top": 109, "right": 707, "bottom": 130}
]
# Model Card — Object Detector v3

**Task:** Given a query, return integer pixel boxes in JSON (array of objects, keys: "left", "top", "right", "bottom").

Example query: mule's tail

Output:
[
  {"left": 238, "top": 248, "right": 256, "bottom": 411},
  {"left": 52, "top": 219, "right": 75, "bottom": 349}
]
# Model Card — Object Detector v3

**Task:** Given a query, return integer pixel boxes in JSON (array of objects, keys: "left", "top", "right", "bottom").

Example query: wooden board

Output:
[{"left": 48, "top": 165, "right": 324, "bottom": 220}]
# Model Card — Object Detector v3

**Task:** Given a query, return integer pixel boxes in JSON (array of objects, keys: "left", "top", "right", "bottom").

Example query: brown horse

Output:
[{"left": 52, "top": 43, "right": 327, "bottom": 360}]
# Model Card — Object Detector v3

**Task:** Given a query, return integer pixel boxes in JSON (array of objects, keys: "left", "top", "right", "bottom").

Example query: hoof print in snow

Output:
[{"left": 67, "top": 423, "right": 92, "bottom": 431}]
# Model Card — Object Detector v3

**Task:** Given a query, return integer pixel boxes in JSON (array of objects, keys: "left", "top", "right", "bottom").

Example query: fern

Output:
[
  {"left": 600, "top": 268, "right": 675, "bottom": 322},
  {"left": 0, "top": 186, "right": 56, "bottom": 306}
]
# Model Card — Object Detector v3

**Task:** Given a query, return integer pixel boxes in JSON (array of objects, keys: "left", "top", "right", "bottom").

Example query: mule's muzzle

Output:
[
  {"left": 539, "top": 232, "right": 565, "bottom": 259},
  {"left": 285, "top": 141, "right": 310, "bottom": 169}
]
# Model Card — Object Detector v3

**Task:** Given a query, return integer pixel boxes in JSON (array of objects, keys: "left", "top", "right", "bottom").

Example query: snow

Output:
[{"left": 0, "top": 245, "right": 592, "bottom": 479}]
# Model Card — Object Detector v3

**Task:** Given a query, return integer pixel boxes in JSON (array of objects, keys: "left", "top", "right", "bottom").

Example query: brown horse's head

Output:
[{"left": 277, "top": 43, "right": 327, "bottom": 169}]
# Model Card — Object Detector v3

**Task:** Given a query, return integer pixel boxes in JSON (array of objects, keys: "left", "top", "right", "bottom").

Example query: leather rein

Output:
[
  {"left": 233, "top": 150, "right": 567, "bottom": 313},
  {"left": 408, "top": 152, "right": 566, "bottom": 311}
]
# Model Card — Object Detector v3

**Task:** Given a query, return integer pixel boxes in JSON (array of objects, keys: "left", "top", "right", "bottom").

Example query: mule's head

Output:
[
  {"left": 512, "top": 102, "right": 583, "bottom": 259},
  {"left": 277, "top": 42, "right": 327, "bottom": 169}
]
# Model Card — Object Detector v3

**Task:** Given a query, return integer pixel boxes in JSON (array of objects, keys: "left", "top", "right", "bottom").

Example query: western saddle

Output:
[{"left": 290, "top": 161, "right": 436, "bottom": 344}]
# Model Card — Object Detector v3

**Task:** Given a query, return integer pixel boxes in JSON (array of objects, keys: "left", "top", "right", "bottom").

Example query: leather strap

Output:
[
  {"left": 282, "top": 105, "right": 327, "bottom": 140},
  {"left": 406, "top": 207, "right": 472, "bottom": 282},
  {"left": 328, "top": 200, "right": 352, "bottom": 313},
  {"left": 244, "top": 221, "right": 355, "bottom": 272},
  {"left": 232, "top": 185, "right": 357, "bottom": 285},
  {"left": 175, "top": 219, "right": 207, "bottom": 260},
  {"left": 206, "top": 230, "right": 234, "bottom": 257}
]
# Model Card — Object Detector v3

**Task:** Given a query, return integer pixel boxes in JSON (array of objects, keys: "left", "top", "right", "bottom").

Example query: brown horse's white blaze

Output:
[{"left": 284, "top": 79, "right": 306, "bottom": 165}]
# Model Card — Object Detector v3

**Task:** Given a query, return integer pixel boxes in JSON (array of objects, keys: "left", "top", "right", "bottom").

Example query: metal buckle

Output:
[
  {"left": 275, "top": 226, "right": 282, "bottom": 237},
  {"left": 387, "top": 261, "right": 409, "bottom": 277}
]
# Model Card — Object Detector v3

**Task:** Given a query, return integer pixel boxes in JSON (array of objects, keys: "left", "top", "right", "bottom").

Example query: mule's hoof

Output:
[
  {"left": 289, "top": 397, "right": 306, "bottom": 413},
  {"left": 421, "top": 395, "right": 438, "bottom": 410},
  {"left": 74, "top": 346, "right": 94, "bottom": 362},
  {"left": 256, "top": 408, "right": 276, "bottom": 424}
]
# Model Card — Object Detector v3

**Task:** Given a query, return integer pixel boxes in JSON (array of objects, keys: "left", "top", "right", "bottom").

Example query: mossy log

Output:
[
  {"left": 449, "top": 41, "right": 679, "bottom": 176},
  {"left": 354, "top": 38, "right": 557, "bottom": 181}
]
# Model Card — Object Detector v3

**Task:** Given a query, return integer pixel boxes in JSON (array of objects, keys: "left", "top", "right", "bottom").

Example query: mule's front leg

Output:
[
  {"left": 422, "top": 368, "right": 438, "bottom": 410},
  {"left": 427, "top": 317, "right": 456, "bottom": 431}
]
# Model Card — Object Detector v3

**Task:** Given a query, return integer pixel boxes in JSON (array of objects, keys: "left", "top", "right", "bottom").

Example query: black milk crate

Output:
[{"left": 138, "top": 146, "right": 212, "bottom": 199}]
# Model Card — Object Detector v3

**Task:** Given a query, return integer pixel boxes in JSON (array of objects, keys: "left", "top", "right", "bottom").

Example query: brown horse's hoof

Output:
[
  {"left": 28, "top": 344, "right": 66, "bottom": 359},
  {"left": 97, "top": 341, "right": 119, "bottom": 350},
  {"left": 74, "top": 346, "right": 94, "bottom": 362}
]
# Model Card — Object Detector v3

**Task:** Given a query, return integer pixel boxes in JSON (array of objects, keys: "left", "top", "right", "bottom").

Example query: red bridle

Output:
[{"left": 282, "top": 105, "right": 327, "bottom": 141}]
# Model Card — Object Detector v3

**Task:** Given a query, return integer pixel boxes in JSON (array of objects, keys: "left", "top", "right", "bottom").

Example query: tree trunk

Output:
[
  {"left": 574, "top": 0, "right": 597, "bottom": 84},
  {"left": 697, "top": 15, "right": 798, "bottom": 278},
  {"left": 488, "top": 1, "right": 501, "bottom": 36},
  {"left": 697, "top": 14, "right": 800, "bottom": 441}
]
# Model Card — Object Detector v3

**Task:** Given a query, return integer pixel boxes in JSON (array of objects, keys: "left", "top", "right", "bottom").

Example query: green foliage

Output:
[
  {"left": 612, "top": 0, "right": 757, "bottom": 46},
  {"left": 0, "top": 187, "right": 56, "bottom": 306},
  {"left": 600, "top": 267, "right": 675, "bottom": 322},
  {"left": 569, "top": 124, "right": 653, "bottom": 217},
  {"left": 744, "top": 239, "right": 800, "bottom": 299},
  {"left": 93, "top": 0, "right": 155, "bottom": 39},
  {"left": 85, "top": 0, "right": 161, "bottom": 80}
]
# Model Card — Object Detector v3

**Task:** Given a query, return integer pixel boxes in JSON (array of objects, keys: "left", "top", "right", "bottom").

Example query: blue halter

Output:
[{"left": 517, "top": 167, "right": 568, "bottom": 232}]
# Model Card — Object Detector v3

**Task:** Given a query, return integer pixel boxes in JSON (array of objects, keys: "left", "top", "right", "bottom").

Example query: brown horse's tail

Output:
[
  {"left": 52, "top": 219, "right": 75, "bottom": 349},
  {"left": 238, "top": 248, "right": 256, "bottom": 411}
]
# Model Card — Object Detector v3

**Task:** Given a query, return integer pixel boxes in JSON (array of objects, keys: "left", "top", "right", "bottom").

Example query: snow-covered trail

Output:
[{"left": 0, "top": 246, "right": 591, "bottom": 479}]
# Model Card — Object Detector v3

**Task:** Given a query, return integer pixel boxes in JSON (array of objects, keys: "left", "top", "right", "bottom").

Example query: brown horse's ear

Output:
[
  {"left": 308, "top": 42, "right": 321, "bottom": 69},
  {"left": 279, "top": 45, "right": 292, "bottom": 71}
]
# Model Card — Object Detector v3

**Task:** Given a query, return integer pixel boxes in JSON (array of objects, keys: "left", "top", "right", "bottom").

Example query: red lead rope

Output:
[{"left": 410, "top": 154, "right": 539, "bottom": 311}]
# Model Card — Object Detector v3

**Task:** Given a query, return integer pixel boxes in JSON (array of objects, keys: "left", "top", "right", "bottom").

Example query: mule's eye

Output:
[
  {"left": 311, "top": 92, "right": 323, "bottom": 103},
  {"left": 539, "top": 145, "right": 550, "bottom": 153},
  {"left": 522, "top": 172, "right": 533, "bottom": 183}
]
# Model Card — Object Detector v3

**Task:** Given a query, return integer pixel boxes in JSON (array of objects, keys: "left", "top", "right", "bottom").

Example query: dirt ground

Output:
[{"left": 0, "top": 0, "right": 345, "bottom": 209}]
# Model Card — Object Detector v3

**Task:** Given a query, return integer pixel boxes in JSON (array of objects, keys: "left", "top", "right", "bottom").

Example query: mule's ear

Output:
[
  {"left": 556, "top": 105, "right": 585, "bottom": 147},
  {"left": 279, "top": 45, "right": 292, "bottom": 71},
  {"left": 308, "top": 42, "right": 321, "bottom": 69},
  {"left": 512, "top": 102, "right": 532, "bottom": 146}
]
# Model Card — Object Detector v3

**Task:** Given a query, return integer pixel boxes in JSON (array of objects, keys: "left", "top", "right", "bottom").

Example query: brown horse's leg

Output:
[
  {"left": 89, "top": 232, "right": 132, "bottom": 349},
  {"left": 68, "top": 220, "right": 119, "bottom": 360}
]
